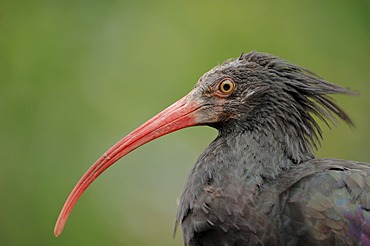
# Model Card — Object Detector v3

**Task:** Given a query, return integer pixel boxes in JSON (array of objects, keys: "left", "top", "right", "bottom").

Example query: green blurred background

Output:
[{"left": 1, "top": 0, "right": 369, "bottom": 245}]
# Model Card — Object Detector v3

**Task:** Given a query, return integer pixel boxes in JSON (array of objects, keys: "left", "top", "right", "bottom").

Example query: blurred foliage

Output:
[{"left": 1, "top": 0, "right": 369, "bottom": 245}]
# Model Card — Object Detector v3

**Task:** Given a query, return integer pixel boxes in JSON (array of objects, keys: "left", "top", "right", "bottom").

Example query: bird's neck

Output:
[
  {"left": 192, "top": 128, "right": 314, "bottom": 187},
  {"left": 176, "top": 128, "right": 315, "bottom": 224}
]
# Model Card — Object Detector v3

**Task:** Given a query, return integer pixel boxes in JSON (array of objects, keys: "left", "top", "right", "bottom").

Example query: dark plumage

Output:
[
  {"left": 176, "top": 52, "right": 367, "bottom": 245},
  {"left": 55, "top": 51, "right": 369, "bottom": 245}
]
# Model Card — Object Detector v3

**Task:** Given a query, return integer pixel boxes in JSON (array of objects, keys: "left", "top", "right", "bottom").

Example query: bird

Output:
[{"left": 54, "top": 51, "right": 370, "bottom": 245}]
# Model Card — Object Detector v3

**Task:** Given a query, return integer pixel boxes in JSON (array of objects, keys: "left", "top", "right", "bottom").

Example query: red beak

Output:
[{"left": 54, "top": 92, "right": 203, "bottom": 237}]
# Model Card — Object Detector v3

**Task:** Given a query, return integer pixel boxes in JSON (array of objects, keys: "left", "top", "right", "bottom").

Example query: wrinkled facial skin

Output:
[
  {"left": 192, "top": 63, "right": 244, "bottom": 125},
  {"left": 193, "top": 61, "right": 275, "bottom": 131}
]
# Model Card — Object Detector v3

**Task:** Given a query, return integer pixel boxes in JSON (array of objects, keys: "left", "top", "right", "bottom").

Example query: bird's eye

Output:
[{"left": 218, "top": 79, "right": 235, "bottom": 94}]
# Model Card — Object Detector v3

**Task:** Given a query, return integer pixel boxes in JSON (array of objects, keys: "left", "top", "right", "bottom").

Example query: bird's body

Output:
[
  {"left": 55, "top": 51, "right": 370, "bottom": 245},
  {"left": 178, "top": 137, "right": 370, "bottom": 245}
]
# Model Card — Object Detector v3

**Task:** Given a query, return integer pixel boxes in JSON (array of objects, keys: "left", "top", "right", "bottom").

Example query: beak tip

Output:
[
  {"left": 54, "top": 228, "right": 62, "bottom": 237},
  {"left": 54, "top": 218, "right": 65, "bottom": 237}
]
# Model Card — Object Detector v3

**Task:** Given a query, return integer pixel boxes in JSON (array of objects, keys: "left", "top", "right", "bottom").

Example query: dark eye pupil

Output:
[{"left": 223, "top": 83, "right": 231, "bottom": 91}]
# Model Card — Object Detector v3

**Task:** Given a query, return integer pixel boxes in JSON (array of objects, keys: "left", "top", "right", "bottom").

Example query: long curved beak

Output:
[{"left": 54, "top": 92, "right": 203, "bottom": 237}]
